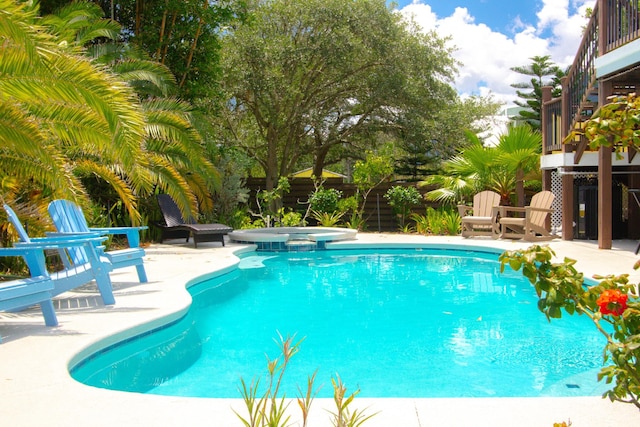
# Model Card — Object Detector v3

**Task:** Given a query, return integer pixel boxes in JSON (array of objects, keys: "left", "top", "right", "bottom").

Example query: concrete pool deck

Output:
[{"left": 1, "top": 233, "right": 640, "bottom": 426}]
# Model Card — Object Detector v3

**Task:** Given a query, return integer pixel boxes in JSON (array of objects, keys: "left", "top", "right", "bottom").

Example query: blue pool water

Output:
[{"left": 71, "top": 248, "right": 607, "bottom": 398}]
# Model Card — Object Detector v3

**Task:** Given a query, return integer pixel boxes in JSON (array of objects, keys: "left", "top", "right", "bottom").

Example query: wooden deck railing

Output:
[
  {"left": 603, "top": 0, "right": 640, "bottom": 52},
  {"left": 543, "top": 97, "right": 563, "bottom": 153},
  {"left": 542, "top": 0, "right": 640, "bottom": 154}
]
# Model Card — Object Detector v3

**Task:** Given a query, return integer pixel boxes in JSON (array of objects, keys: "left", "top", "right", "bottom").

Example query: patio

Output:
[{"left": 1, "top": 234, "right": 639, "bottom": 426}]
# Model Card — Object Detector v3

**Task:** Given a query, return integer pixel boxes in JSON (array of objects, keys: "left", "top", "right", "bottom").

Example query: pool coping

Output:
[{"left": 1, "top": 233, "right": 640, "bottom": 426}]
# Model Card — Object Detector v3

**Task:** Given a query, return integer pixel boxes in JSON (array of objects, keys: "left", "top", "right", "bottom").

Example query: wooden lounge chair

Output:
[
  {"left": 494, "top": 190, "right": 556, "bottom": 241},
  {"left": 458, "top": 190, "right": 501, "bottom": 238},
  {"left": 48, "top": 199, "right": 148, "bottom": 283},
  {"left": 156, "top": 194, "right": 233, "bottom": 248},
  {"left": 4, "top": 204, "right": 116, "bottom": 305},
  {"left": 0, "top": 246, "right": 58, "bottom": 339}
]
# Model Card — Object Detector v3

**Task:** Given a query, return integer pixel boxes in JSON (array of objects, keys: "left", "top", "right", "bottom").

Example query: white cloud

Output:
[{"left": 398, "top": 1, "right": 595, "bottom": 106}]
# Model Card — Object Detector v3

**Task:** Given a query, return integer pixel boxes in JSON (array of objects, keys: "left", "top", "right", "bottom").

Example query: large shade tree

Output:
[{"left": 217, "top": 0, "right": 460, "bottom": 190}]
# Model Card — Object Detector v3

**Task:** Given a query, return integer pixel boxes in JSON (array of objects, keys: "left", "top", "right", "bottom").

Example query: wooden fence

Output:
[{"left": 245, "top": 178, "right": 440, "bottom": 232}]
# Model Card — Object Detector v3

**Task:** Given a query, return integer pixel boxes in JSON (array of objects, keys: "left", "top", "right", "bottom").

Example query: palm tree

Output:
[
  {"left": 419, "top": 131, "right": 500, "bottom": 204},
  {"left": 50, "top": 1, "right": 222, "bottom": 219},
  {"left": 0, "top": 0, "right": 147, "bottom": 223},
  {"left": 419, "top": 126, "right": 541, "bottom": 207},
  {"left": 1, "top": 0, "right": 220, "bottom": 230},
  {"left": 495, "top": 124, "right": 542, "bottom": 207}
]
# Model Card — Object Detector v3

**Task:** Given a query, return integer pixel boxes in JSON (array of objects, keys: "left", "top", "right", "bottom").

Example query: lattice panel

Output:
[
  {"left": 550, "top": 171, "right": 595, "bottom": 235},
  {"left": 550, "top": 171, "right": 562, "bottom": 234}
]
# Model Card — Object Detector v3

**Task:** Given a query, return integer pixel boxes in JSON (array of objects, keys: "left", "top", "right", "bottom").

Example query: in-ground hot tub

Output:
[{"left": 228, "top": 226, "right": 357, "bottom": 251}]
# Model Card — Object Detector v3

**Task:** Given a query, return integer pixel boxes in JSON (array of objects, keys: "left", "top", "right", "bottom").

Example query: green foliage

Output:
[
  {"left": 251, "top": 177, "right": 292, "bottom": 227},
  {"left": 384, "top": 185, "right": 422, "bottom": 230},
  {"left": 510, "top": 55, "right": 566, "bottom": 130},
  {"left": 500, "top": 245, "right": 640, "bottom": 408},
  {"left": 235, "top": 334, "right": 375, "bottom": 427},
  {"left": 84, "top": 0, "right": 242, "bottom": 103},
  {"left": 352, "top": 153, "right": 394, "bottom": 192},
  {"left": 349, "top": 152, "right": 394, "bottom": 229},
  {"left": 309, "top": 188, "right": 343, "bottom": 215},
  {"left": 441, "top": 209, "right": 461, "bottom": 235},
  {"left": 420, "top": 125, "right": 541, "bottom": 207},
  {"left": 0, "top": 0, "right": 223, "bottom": 235},
  {"left": 312, "top": 211, "right": 344, "bottom": 227},
  {"left": 329, "top": 375, "right": 378, "bottom": 427},
  {"left": 394, "top": 96, "right": 501, "bottom": 180},
  {"left": 410, "top": 207, "right": 460, "bottom": 236},
  {"left": 278, "top": 210, "right": 303, "bottom": 227},
  {"left": 218, "top": 0, "right": 458, "bottom": 189},
  {"left": 209, "top": 151, "right": 250, "bottom": 227},
  {"left": 576, "top": 93, "right": 640, "bottom": 155},
  {"left": 337, "top": 196, "right": 364, "bottom": 230}
]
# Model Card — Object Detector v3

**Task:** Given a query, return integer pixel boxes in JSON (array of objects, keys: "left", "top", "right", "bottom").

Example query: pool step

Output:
[{"left": 285, "top": 239, "right": 316, "bottom": 252}]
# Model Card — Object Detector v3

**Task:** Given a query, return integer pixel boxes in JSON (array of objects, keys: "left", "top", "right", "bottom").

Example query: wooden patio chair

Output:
[
  {"left": 0, "top": 246, "right": 58, "bottom": 339},
  {"left": 458, "top": 190, "right": 501, "bottom": 238},
  {"left": 48, "top": 200, "right": 148, "bottom": 283},
  {"left": 4, "top": 204, "right": 116, "bottom": 305},
  {"left": 156, "top": 194, "right": 233, "bottom": 248},
  {"left": 495, "top": 190, "right": 556, "bottom": 241}
]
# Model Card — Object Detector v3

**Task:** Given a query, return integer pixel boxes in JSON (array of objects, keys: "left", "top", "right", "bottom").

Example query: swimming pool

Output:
[{"left": 71, "top": 248, "right": 606, "bottom": 398}]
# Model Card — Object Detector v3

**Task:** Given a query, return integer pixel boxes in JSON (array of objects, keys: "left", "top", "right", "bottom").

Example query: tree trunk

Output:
[{"left": 516, "top": 169, "right": 525, "bottom": 207}]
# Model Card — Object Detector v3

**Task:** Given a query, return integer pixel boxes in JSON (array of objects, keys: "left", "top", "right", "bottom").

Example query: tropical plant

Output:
[
  {"left": 410, "top": 207, "right": 460, "bottom": 236},
  {"left": 236, "top": 334, "right": 375, "bottom": 427},
  {"left": 572, "top": 92, "right": 640, "bottom": 155},
  {"left": 441, "top": 209, "right": 461, "bottom": 235},
  {"left": 0, "top": 0, "right": 148, "bottom": 223},
  {"left": 1, "top": 0, "right": 222, "bottom": 234},
  {"left": 313, "top": 211, "right": 344, "bottom": 227},
  {"left": 419, "top": 132, "right": 496, "bottom": 204},
  {"left": 250, "top": 177, "right": 291, "bottom": 227},
  {"left": 410, "top": 211, "right": 431, "bottom": 235},
  {"left": 384, "top": 185, "right": 422, "bottom": 230},
  {"left": 420, "top": 125, "right": 541, "bottom": 207},
  {"left": 500, "top": 245, "right": 640, "bottom": 409},
  {"left": 48, "top": 1, "right": 222, "bottom": 220},
  {"left": 495, "top": 124, "right": 542, "bottom": 207},
  {"left": 338, "top": 196, "right": 363, "bottom": 230},
  {"left": 277, "top": 210, "right": 303, "bottom": 227},
  {"left": 329, "top": 375, "right": 378, "bottom": 427}
]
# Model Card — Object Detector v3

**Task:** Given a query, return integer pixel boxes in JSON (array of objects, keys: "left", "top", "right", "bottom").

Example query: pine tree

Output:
[{"left": 510, "top": 55, "right": 566, "bottom": 130}]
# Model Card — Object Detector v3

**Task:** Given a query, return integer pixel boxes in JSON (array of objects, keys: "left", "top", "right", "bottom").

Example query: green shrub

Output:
[
  {"left": 384, "top": 185, "right": 422, "bottom": 230},
  {"left": 410, "top": 207, "right": 460, "bottom": 235},
  {"left": 309, "top": 188, "right": 343, "bottom": 214},
  {"left": 278, "top": 210, "right": 303, "bottom": 227}
]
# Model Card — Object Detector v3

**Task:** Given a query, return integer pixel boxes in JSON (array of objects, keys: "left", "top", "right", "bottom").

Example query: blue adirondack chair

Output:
[
  {"left": 0, "top": 247, "right": 58, "bottom": 341},
  {"left": 47, "top": 199, "right": 148, "bottom": 283},
  {"left": 4, "top": 204, "right": 116, "bottom": 305}
]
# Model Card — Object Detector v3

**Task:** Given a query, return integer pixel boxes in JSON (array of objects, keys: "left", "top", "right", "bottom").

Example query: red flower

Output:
[{"left": 596, "top": 289, "right": 628, "bottom": 316}]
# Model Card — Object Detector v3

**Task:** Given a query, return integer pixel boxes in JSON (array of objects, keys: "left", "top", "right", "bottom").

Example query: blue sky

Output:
[
  {"left": 394, "top": 0, "right": 540, "bottom": 34},
  {"left": 390, "top": 1, "right": 596, "bottom": 108}
]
